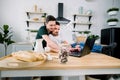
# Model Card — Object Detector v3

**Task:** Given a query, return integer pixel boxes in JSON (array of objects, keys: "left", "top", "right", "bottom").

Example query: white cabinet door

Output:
[{"left": 12, "top": 42, "right": 33, "bottom": 52}]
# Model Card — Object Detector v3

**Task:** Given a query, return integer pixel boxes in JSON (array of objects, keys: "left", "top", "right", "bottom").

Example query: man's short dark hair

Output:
[
  {"left": 56, "top": 21, "right": 60, "bottom": 25},
  {"left": 46, "top": 15, "right": 56, "bottom": 23}
]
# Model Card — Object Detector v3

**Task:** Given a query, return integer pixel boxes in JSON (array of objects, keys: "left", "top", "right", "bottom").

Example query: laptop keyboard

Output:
[{"left": 69, "top": 51, "right": 81, "bottom": 57}]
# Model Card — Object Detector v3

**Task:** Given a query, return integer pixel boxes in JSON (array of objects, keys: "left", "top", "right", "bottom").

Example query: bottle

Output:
[
  {"left": 79, "top": 6, "right": 83, "bottom": 14},
  {"left": 85, "top": 10, "right": 92, "bottom": 15},
  {"left": 39, "top": 8, "right": 42, "bottom": 12},
  {"left": 34, "top": 5, "right": 37, "bottom": 12},
  {"left": 72, "top": 32, "right": 77, "bottom": 42}
]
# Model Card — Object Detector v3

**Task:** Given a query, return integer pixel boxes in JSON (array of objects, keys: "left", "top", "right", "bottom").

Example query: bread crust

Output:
[{"left": 12, "top": 51, "right": 45, "bottom": 62}]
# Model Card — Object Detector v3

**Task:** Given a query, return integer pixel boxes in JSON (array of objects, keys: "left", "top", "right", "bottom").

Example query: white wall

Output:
[{"left": 0, "top": 0, "right": 120, "bottom": 55}]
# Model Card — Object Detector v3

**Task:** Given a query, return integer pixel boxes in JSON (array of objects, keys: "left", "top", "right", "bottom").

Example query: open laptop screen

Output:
[{"left": 69, "top": 37, "right": 96, "bottom": 57}]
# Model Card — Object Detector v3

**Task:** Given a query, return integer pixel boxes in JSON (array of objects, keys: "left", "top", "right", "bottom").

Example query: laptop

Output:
[{"left": 69, "top": 37, "right": 95, "bottom": 57}]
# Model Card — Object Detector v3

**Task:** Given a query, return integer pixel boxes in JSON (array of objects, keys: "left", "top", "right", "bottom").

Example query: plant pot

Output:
[
  {"left": 108, "top": 11, "right": 118, "bottom": 16},
  {"left": 41, "top": 17, "right": 46, "bottom": 22},
  {"left": 108, "top": 22, "right": 118, "bottom": 26}
]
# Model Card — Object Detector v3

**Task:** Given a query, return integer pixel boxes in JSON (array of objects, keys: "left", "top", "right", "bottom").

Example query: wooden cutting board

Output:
[{"left": 0, "top": 54, "right": 46, "bottom": 68}]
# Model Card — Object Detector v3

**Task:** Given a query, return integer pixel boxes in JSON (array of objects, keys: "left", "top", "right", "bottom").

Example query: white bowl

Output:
[
  {"left": 108, "top": 11, "right": 118, "bottom": 16},
  {"left": 108, "top": 22, "right": 118, "bottom": 26}
]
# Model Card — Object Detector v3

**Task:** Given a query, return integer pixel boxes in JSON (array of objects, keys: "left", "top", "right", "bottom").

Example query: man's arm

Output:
[{"left": 42, "top": 35, "right": 60, "bottom": 52}]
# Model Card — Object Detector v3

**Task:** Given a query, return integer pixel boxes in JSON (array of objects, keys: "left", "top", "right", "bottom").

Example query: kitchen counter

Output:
[{"left": 0, "top": 53, "right": 120, "bottom": 80}]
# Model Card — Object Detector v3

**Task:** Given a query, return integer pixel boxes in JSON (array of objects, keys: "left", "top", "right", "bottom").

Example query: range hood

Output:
[{"left": 56, "top": 3, "right": 70, "bottom": 24}]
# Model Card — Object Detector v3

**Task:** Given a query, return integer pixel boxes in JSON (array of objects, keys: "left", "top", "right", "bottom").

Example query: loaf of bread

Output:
[
  {"left": 33, "top": 18, "right": 39, "bottom": 21},
  {"left": 12, "top": 51, "right": 45, "bottom": 62},
  {"left": 33, "top": 53, "right": 44, "bottom": 61}
]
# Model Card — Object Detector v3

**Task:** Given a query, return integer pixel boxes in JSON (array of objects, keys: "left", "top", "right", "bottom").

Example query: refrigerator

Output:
[{"left": 101, "top": 27, "right": 120, "bottom": 59}]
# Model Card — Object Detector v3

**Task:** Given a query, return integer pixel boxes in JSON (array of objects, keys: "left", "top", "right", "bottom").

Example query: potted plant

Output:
[
  {"left": 0, "top": 25, "right": 15, "bottom": 56},
  {"left": 107, "top": 7, "right": 119, "bottom": 16},
  {"left": 78, "top": 30, "right": 91, "bottom": 36},
  {"left": 83, "top": 30, "right": 91, "bottom": 36},
  {"left": 30, "top": 29, "right": 38, "bottom": 33},
  {"left": 87, "top": 34, "right": 99, "bottom": 49},
  {"left": 78, "top": 31, "right": 84, "bottom": 36},
  {"left": 107, "top": 18, "right": 119, "bottom": 26},
  {"left": 88, "top": 34, "right": 99, "bottom": 40},
  {"left": 41, "top": 13, "right": 47, "bottom": 22}
]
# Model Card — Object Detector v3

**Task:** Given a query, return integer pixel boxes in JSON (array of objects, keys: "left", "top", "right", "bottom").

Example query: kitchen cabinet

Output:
[{"left": 12, "top": 42, "right": 33, "bottom": 52}]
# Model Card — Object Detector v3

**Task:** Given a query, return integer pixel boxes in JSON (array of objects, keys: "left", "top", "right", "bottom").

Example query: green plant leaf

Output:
[
  {"left": 4, "top": 30, "right": 9, "bottom": 34},
  {"left": 42, "top": 13, "right": 47, "bottom": 17},
  {"left": 3, "top": 25, "right": 9, "bottom": 30},
  {"left": 107, "top": 7, "right": 119, "bottom": 13},
  {"left": 0, "top": 27, "right": 4, "bottom": 34},
  {"left": 0, "top": 27, "right": 2, "bottom": 30},
  {"left": 0, "top": 24, "right": 15, "bottom": 45},
  {"left": 6, "top": 35, "right": 13, "bottom": 40},
  {"left": 78, "top": 31, "right": 83, "bottom": 34},
  {"left": 7, "top": 40, "right": 15, "bottom": 46},
  {"left": 88, "top": 34, "right": 99, "bottom": 40},
  {"left": 0, "top": 32, "right": 2, "bottom": 37},
  {"left": 30, "top": 30, "right": 38, "bottom": 32},
  {"left": 83, "top": 31, "right": 91, "bottom": 34},
  {"left": 107, "top": 18, "right": 119, "bottom": 22},
  {"left": 0, "top": 33, "right": 4, "bottom": 43}
]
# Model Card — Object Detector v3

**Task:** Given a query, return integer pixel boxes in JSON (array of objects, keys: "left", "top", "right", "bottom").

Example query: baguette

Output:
[
  {"left": 12, "top": 51, "right": 45, "bottom": 62},
  {"left": 33, "top": 53, "right": 44, "bottom": 61}
]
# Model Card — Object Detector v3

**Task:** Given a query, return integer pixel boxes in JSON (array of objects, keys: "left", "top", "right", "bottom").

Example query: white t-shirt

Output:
[{"left": 49, "top": 34, "right": 64, "bottom": 46}]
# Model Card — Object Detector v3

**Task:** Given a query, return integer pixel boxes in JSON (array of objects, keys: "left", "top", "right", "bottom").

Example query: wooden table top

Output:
[{"left": 0, "top": 53, "right": 120, "bottom": 70}]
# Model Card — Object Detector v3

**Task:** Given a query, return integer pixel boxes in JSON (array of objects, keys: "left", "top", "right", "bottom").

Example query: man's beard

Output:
[
  {"left": 49, "top": 31, "right": 52, "bottom": 34},
  {"left": 52, "top": 33, "right": 58, "bottom": 36}
]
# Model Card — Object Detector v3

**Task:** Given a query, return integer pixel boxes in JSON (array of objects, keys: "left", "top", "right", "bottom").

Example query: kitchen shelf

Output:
[
  {"left": 26, "top": 28, "right": 38, "bottom": 32},
  {"left": 26, "top": 11, "right": 47, "bottom": 27},
  {"left": 25, "top": 10, "right": 47, "bottom": 42},
  {"left": 26, "top": 11, "right": 46, "bottom": 19},
  {"left": 73, "top": 14, "right": 92, "bottom": 21},
  {"left": 73, "top": 21, "right": 92, "bottom": 29},
  {"left": 26, "top": 19, "right": 44, "bottom": 23},
  {"left": 73, "top": 14, "right": 92, "bottom": 29},
  {"left": 73, "top": 21, "right": 92, "bottom": 25},
  {"left": 26, "top": 11, "right": 46, "bottom": 14},
  {"left": 73, "top": 14, "right": 92, "bottom": 17},
  {"left": 26, "top": 19, "right": 45, "bottom": 27}
]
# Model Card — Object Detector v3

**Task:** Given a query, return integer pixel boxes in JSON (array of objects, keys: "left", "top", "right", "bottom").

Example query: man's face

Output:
[
  {"left": 46, "top": 21, "right": 56, "bottom": 32},
  {"left": 52, "top": 25, "right": 60, "bottom": 36}
]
